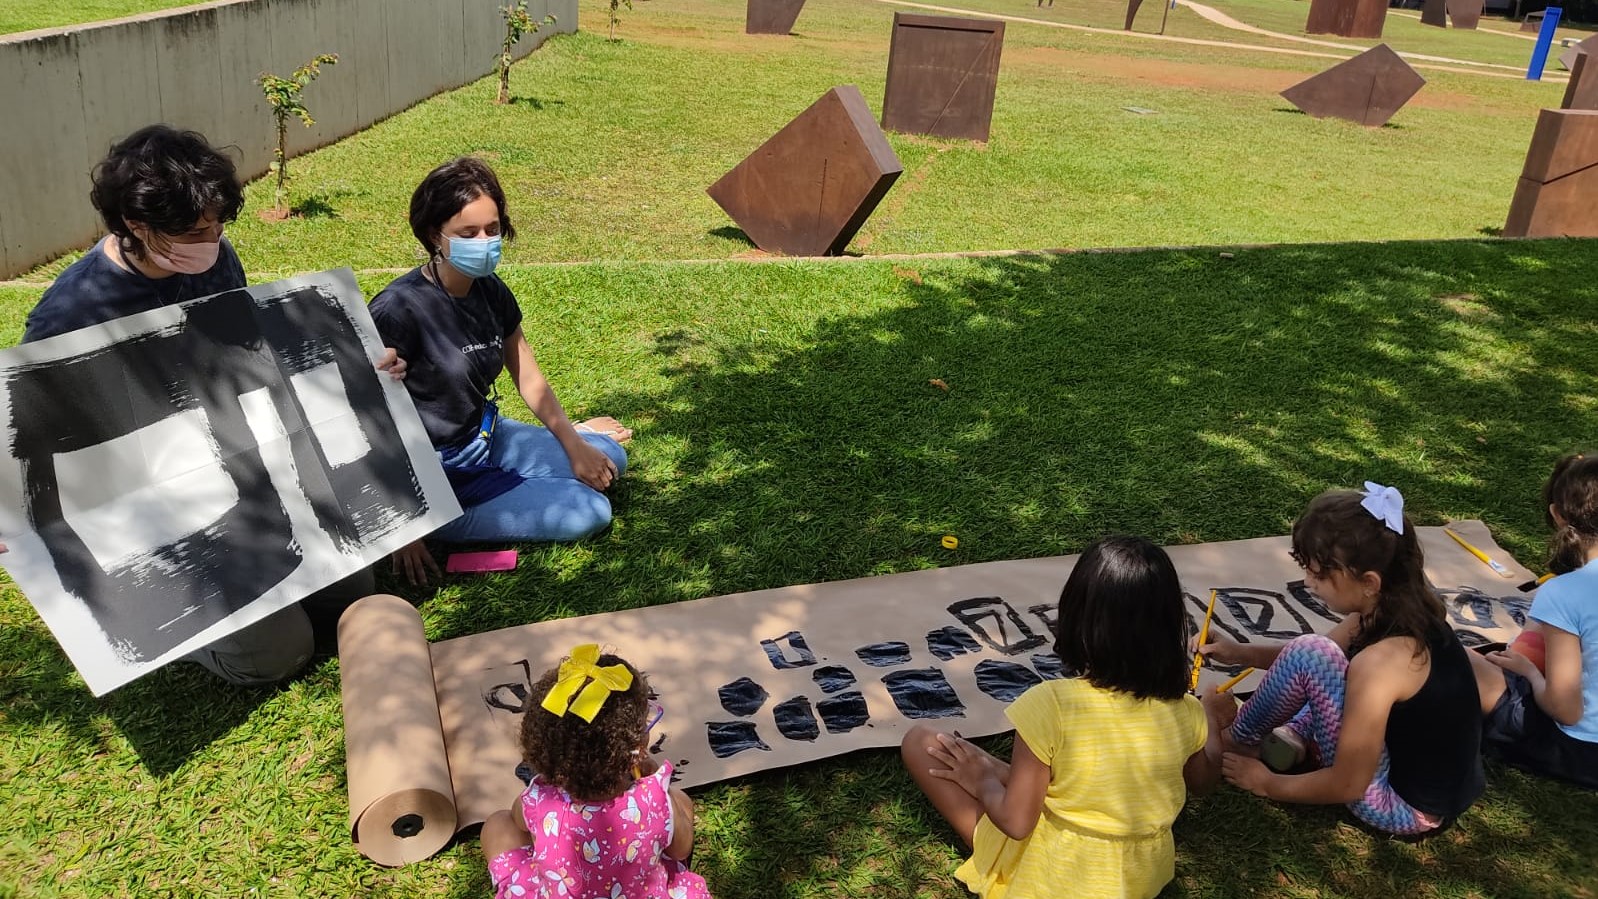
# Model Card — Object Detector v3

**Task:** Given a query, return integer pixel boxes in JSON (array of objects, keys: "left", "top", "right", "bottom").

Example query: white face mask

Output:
[{"left": 136, "top": 227, "right": 223, "bottom": 275}]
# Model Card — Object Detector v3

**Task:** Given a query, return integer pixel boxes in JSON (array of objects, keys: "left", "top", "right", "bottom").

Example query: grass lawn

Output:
[
  {"left": 6, "top": 238, "right": 1598, "bottom": 897},
  {"left": 0, "top": 0, "right": 202, "bottom": 35},
  {"left": 14, "top": 0, "right": 1567, "bottom": 282},
  {"left": 5, "top": 0, "right": 1598, "bottom": 896}
]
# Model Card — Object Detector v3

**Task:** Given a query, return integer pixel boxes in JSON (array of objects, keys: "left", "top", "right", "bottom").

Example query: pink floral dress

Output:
[{"left": 489, "top": 760, "right": 711, "bottom": 899}]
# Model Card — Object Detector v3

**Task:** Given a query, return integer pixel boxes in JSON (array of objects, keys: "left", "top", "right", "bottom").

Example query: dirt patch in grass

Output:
[{"left": 1006, "top": 45, "right": 1497, "bottom": 111}]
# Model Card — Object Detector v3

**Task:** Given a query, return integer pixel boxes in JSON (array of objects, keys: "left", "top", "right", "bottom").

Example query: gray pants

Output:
[{"left": 184, "top": 566, "right": 375, "bottom": 686}]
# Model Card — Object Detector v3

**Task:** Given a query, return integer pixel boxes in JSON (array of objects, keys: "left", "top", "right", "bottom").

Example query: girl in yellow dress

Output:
[{"left": 901, "top": 535, "right": 1229, "bottom": 899}]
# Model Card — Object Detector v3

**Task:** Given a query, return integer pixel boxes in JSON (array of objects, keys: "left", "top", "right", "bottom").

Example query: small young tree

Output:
[
  {"left": 257, "top": 53, "right": 338, "bottom": 217},
  {"left": 607, "top": 0, "right": 632, "bottom": 41},
  {"left": 498, "top": 1, "right": 557, "bottom": 104}
]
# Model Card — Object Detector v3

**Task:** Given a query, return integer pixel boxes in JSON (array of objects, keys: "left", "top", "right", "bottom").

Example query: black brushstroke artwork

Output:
[
  {"left": 855, "top": 641, "right": 913, "bottom": 667},
  {"left": 1442, "top": 587, "right": 1502, "bottom": 631},
  {"left": 1217, "top": 588, "right": 1312, "bottom": 641},
  {"left": 817, "top": 691, "right": 870, "bottom": 733},
  {"left": 1027, "top": 603, "right": 1059, "bottom": 637},
  {"left": 1031, "top": 652, "right": 1068, "bottom": 680},
  {"left": 947, "top": 597, "right": 1047, "bottom": 655},
  {"left": 718, "top": 676, "right": 770, "bottom": 716},
  {"left": 1186, "top": 592, "right": 1249, "bottom": 645},
  {"left": 883, "top": 667, "right": 966, "bottom": 719},
  {"left": 773, "top": 695, "right": 822, "bottom": 742},
  {"left": 926, "top": 625, "right": 982, "bottom": 661},
  {"left": 707, "top": 721, "right": 772, "bottom": 758},
  {"left": 7, "top": 285, "right": 428, "bottom": 664},
  {"left": 484, "top": 660, "right": 534, "bottom": 714},
  {"left": 812, "top": 665, "right": 857, "bottom": 693},
  {"left": 760, "top": 631, "right": 817, "bottom": 669},
  {"left": 973, "top": 659, "right": 1042, "bottom": 703}
]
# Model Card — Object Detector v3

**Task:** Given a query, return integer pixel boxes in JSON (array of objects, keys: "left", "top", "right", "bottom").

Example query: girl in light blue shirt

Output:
[{"left": 1474, "top": 453, "right": 1598, "bottom": 789}]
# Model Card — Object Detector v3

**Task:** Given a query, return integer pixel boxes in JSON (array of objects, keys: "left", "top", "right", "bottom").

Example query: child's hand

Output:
[
  {"left": 1196, "top": 633, "right": 1249, "bottom": 666},
  {"left": 1221, "top": 752, "right": 1274, "bottom": 797},
  {"left": 1201, "top": 688, "right": 1239, "bottom": 731},
  {"left": 1485, "top": 648, "right": 1540, "bottom": 680},
  {"left": 926, "top": 732, "right": 995, "bottom": 799}
]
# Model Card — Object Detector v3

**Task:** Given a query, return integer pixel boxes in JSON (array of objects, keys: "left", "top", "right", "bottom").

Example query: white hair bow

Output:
[{"left": 1360, "top": 481, "right": 1405, "bottom": 534}]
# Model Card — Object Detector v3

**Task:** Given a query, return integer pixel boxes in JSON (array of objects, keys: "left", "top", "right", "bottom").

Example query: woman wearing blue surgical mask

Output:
[{"left": 371, "top": 157, "right": 631, "bottom": 586}]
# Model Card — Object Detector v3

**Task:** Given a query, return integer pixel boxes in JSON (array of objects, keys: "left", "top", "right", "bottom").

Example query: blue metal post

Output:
[{"left": 1527, "top": 7, "right": 1563, "bottom": 81}]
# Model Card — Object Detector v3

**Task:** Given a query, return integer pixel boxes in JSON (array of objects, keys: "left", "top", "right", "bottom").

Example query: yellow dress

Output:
[{"left": 955, "top": 679, "right": 1208, "bottom": 899}]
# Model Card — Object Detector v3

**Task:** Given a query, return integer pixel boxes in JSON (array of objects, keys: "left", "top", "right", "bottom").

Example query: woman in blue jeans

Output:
[{"left": 371, "top": 157, "right": 629, "bottom": 584}]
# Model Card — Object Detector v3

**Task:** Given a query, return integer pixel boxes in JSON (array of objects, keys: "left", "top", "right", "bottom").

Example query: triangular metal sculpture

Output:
[
  {"left": 1560, "top": 34, "right": 1598, "bottom": 71},
  {"left": 707, "top": 86, "right": 904, "bottom": 256},
  {"left": 880, "top": 13, "right": 1006, "bottom": 142},
  {"left": 1281, "top": 45, "right": 1425, "bottom": 128},
  {"left": 1565, "top": 51, "right": 1598, "bottom": 111},
  {"left": 1505, "top": 108, "right": 1598, "bottom": 237},
  {"left": 746, "top": 0, "right": 806, "bottom": 35}
]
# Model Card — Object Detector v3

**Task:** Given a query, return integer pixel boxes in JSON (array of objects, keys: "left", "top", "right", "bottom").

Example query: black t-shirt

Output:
[
  {"left": 369, "top": 268, "right": 524, "bottom": 451},
  {"left": 1383, "top": 626, "right": 1486, "bottom": 819},
  {"left": 23, "top": 237, "right": 248, "bottom": 343}
]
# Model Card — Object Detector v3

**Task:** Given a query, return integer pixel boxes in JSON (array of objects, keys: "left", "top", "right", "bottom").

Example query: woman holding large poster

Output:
[{"left": 371, "top": 157, "right": 630, "bottom": 586}]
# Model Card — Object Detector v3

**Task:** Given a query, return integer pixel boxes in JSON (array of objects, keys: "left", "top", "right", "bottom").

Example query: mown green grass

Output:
[
  {"left": 1197, "top": 0, "right": 1594, "bottom": 68},
  {"left": 5, "top": 238, "right": 1598, "bottom": 897},
  {"left": 0, "top": 0, "right": 200, "bottom": 35},
  {"left": 14, "top": 0, "right": 1566, "bottom": 283}
]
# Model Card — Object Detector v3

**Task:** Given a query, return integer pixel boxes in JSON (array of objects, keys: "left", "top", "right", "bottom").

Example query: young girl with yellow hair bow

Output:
[{"left": 480, "top": 645, "right": 711, "bottom": 898}]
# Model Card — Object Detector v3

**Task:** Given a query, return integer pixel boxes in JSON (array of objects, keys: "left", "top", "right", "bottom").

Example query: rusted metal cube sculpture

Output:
[
  {"left": 1421, "top": 0, "right": 1447, "bottom": 27},
  {"left": 1504, "top": 108, "right": 1598, "bottom": 237},
  {"left": 881, "top": 13, "right": 1005, "bottom": 142},
  {"left": 1281, "top": 45, "right": 1425, "bottom": 127},
  {"left": 746, "top": 0, "right": 806, "bottom": 35},
  {"left": 707, "top": 86, "right": 903, "bottom": 257},
  {"left": 1305, "top": 0, "right": 1386, "bottom": 38},
  {"left": 1565, "top": 51, "right": 1598, "bottom": 110}
]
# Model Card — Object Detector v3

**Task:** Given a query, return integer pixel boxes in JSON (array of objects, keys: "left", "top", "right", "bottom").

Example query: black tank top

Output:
[{"left": 1382, "top": 628, "right": 1485, "bottom": 819}]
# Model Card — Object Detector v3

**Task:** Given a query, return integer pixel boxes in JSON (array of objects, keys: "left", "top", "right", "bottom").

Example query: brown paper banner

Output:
[{"left": 339, "top": 521, "right": 1533, "bottom": 865}]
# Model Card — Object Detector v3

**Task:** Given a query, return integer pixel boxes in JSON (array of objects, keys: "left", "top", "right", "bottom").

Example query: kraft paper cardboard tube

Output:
[{"left": 340, "top": 595, "right": 457, "bottom": 866}]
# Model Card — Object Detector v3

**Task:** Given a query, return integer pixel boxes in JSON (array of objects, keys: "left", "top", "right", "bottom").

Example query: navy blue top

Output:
[
  {"left": 368, "top": 268, "right": 523, "bottom": 451},
  {"left": 23, "top": 237, "right": 248, "bottom": 343}
]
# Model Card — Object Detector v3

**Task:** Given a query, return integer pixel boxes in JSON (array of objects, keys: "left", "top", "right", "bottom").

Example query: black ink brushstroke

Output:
[
  {"left": 883, "top": 667, "right": 966, "bottom": 719},
  {"left": 855, "top": 641, "right": 912, "bottom": 667},
  {"left": 759, "top": 631, "right": 816, "bottom": 670},
  {"left": 973, "top": 659, "right": 1042, "bottom": 703},
  {"left": 926, "top": 625, "right": 982, "bottom": 661},
  {"left": 773, "top": 695, "right": 821, "bottom": 742},
  {"left": 947, "top": 597, "right": 1046, "bottom": 655}
]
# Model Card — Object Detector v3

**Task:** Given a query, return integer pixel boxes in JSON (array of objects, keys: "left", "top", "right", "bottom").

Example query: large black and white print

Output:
[{"left": 0, "top": 269, "right": 461, "bottom": 695}]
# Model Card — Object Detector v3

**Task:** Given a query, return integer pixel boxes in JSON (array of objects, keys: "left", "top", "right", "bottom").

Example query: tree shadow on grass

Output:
[
  {"left": 417, "top": 236, "right": 1598, "bottom": 895},
  {"left": 508, "top": 96, "right": 566, "bottom": 110}
]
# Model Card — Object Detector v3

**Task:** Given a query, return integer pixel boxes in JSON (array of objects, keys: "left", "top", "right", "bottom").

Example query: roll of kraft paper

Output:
[{"left": 339, "top": 595, "right": 458, "bottom": 866}]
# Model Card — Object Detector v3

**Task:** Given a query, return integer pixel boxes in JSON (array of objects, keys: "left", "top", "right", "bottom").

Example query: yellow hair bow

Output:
[{"left": 541, "top": 644, "right": 633, "bottom": 723}]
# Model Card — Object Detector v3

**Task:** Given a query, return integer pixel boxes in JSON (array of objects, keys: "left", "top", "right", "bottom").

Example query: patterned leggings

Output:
[{"left": 1232, "top": 634, "right": 1440, "bottom": 836}]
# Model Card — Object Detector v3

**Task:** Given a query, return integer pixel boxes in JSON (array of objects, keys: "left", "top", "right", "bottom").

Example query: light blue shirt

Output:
[{"left": 1531, "top": 557, "right": 1598, "bottom": 743}]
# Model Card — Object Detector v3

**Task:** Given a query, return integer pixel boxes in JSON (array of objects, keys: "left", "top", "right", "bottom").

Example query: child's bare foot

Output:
[
  {"left": 1218, "top": 724, "right": 1263, "bottom": 760},
  {"left": 576, "top": 416, "right": 633, "bottom": 444}
]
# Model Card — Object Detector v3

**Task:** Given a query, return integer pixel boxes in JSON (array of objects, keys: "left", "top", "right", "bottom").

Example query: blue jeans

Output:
[{"left": 436, "top": 419, "right": 627, "bottom": 544}]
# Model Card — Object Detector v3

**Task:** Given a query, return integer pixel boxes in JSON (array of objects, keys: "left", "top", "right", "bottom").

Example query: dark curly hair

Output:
[
  {"left": 1290, "top": 489, "right": 1448, "bottom": 658},
  {"left": 90, "top": 125, "right": 244, "bottom": 260},
  {"left": 1544, "top": 453, "right": 1598, "bottom": 576},
  {"left": 520, "top": 652, "right": 649, "bottom": 802},
  {"left": 408, "top": 156, "right": 517, "bottom": 256},
  {"left": 1053, "top": 535, "right": 1189, "bottom": 701}
]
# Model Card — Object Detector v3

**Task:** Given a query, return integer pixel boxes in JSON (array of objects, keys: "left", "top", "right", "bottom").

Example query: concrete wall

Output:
[{"left": 0, "top": 0, "right": 575, "bottom": 278}]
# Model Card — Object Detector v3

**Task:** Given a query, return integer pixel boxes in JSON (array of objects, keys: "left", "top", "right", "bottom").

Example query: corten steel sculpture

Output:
[
  {"left": 881, "top": 13, "right": 1006, "bottom": 142},
  {"left": 1565, "top": 51, "right": 1598, "bottom": 110},
  {"left": 1305, "top": 0, "right": 1386, "bottom": 38},
  {"left": 746, "top": 0, "right": 806, "bottom": 35},
  {"left": 1281, "top": 45, "right": 1425, "bottom": 127},
  {"left": 706, "top": 86, "right": 903, "bottom": 257},
  {"left": 1504, "top": 108, "right": 1598, "bottom": 237},
  {"left": 1560, "top": 34, "right": 1598, "bottom": 71},
  {"left": 1422, "top": 0, "right": 1481, "bottom": 28},
  {"left": 1447, "top": 0, "right": 1483, "bottom": 29},
  {"left": 1125, "top": 0, "right": 1146, "bottom": 30}
]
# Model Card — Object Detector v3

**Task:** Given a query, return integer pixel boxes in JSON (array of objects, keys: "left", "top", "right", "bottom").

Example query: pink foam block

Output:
[{"left": 445, "top": 550, "right": 518, "bottom": 574}]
